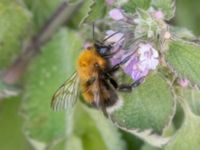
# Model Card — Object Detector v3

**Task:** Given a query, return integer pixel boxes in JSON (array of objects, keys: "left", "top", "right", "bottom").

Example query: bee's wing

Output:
[{"left": 51, "top": 72, "right": 80, "bottom": 111}]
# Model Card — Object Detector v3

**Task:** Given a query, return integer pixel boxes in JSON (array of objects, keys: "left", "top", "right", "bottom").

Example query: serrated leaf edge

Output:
[
  {"left": 114, "top": 124, "right": 170, "bottom": 148},
  {"left": 79, "top": 0, "right": 95, "bottom": 26}
]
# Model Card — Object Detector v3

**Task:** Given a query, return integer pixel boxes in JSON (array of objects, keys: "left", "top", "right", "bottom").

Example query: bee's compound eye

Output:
[{"left": 99, "top": 48, "right": 107, "bottom": 55}]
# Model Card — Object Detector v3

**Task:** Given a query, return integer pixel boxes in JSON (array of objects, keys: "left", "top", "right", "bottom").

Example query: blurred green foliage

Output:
[
  {"left": 0, "top": 0, "right": 200, "bottom": 150},
  {"left": 175, "top": 0, "right": 200, "bottom": 36},
  {"left": 0, "top": 1, "right": 31, "bottom": 68}
]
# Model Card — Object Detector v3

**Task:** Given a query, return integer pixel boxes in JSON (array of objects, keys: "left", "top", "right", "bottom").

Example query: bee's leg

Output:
[
  {"left": 101, "top": 106, "right": 108, "bottom": 118},
  {"left": 102, "top": 72, "right": 118, "bottom": 89},
  {"left": 118, "top": 78, "right": 144, "bottom": 92},
  {"left": 108, "top": 53, "right": 133, "bottom": 73}
]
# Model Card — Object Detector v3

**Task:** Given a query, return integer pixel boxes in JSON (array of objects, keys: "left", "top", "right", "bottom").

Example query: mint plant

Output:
[{"left": 0, "top": 0, "right": 200, "bottom": 150}]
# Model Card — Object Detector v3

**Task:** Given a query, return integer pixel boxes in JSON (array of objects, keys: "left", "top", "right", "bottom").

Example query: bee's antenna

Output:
[
  {"left": 92, "top": 22, "right": 95, "bottom": 42},
  {"left": 102, "top": 31, "right": 120, "bottom": 43}
]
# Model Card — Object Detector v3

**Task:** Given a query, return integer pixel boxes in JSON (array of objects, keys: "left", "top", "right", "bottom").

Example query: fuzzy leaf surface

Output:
[{"left": 166, "top": 39, "right": 200, "bottom": 86}]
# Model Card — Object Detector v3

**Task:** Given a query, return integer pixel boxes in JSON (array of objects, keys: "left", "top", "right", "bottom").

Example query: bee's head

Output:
[{"left": 94, "top": 43, "right": 112, "bottom": 56}]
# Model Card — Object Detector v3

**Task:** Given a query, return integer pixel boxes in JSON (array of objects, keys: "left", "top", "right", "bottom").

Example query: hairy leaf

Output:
[
  {"left": 165, "top": 92, "right": 200, "bottom": 150},
  {"left": 0, "top": 97, "right": 29, "bottom": 150},
  {"left": 122, "top": 0, "right": 151, "bottom": 12},
  {"left": 170, "top": 26, "right": 195, "bottom": 40},
  {"left": 179, "top": 88, "right": 200, "bottom": 116},
  {"left": 22, "top": 29, "right": 81, "bottom": 147},
  {"left": 141, "top": 144, "right": 161, "bottom": 150},
  {"left": 108, "top": 73, "right": 175, "bottom": 147},
  {"left": 166, "top": 39, "right": 200, "bottom": 86},
  {"left": 73, "top": 103, "right": 126, "bottom": 150},
  {"left": 81, "top": 0, "right": 107, "bottom": 24}
]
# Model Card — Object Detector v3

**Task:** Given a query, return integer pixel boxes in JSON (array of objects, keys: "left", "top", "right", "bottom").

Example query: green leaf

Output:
[
  {"left": 108, "top": 73, "right": 175, "bottom": 147},
  {"left": 70, "top": 0, "right": 107, "bottom": 27},
  {"left": 134, "top": 8, "right": 160, "bottom": 38},
  {"left": 170, "top": 26, "right": 196, "bottom": 40},
  {"left": 165, "top": 91, "right": 200, "bottom": 150},
  {"left": 166, "top": 39, "right": 200, "bottom": 86},
  {"left": 22, "top": 28, "right": 81, "bottom": 147},
  {"left": 0, "top": 2, "right": 31, "bottom": 68},
  {"left": 0, "top": 97, "right": 30, "bottom": 150},
  {"left": 141, "top": 144, "right": 161, "bottom": 150},
  {"left": 151, "top": 0, "right": 175, "bottom": 20},
  {"left": 122, "top": 0, "right": 151, "bottom": 13},
  {"left": 82, "top": 0, "right": 107, "bottom": 23},
  {"left": 68, "top": 0, "right": 92, "bottom": 28},
  {"left": 175, "top": 0, "right": 200, "bottom": 35},
  {"left": 121, "top": 131, "right": 143, "bottom": 150},
  {"left": 72, "top": 103, "right": 126, "bottom": 150},
  {"left": 179, "top": 88, "right": 200, "bottom": 117},
  {"left": 66, "top": 135, "right": 83, "bottom": 150},
  {"left": 137, "top": 8, "right": 151, "bottom": 20}
]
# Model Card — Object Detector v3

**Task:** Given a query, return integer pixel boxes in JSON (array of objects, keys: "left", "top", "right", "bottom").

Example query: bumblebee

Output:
[{"left": 51, "top": 35, "right": 143, "bottom": 115}]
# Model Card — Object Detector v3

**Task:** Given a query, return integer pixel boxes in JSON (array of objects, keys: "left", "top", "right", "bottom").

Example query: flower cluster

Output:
[
  {"left": 109, "top": 9, "right": 125, "bottom": 21},
  {"left": 108, "top": 7, "right": 167, "bottom": 39},
  {"left": 105, "top": 31, "right": 159, "bottom": 81},
  {"left": 103, "top": 6, "right": 165, "bottom": 81}
]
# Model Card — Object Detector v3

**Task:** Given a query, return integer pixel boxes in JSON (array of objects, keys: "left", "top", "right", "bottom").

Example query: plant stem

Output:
[{"left": 2, "top": 0, "right": 83, "bottom": 84}]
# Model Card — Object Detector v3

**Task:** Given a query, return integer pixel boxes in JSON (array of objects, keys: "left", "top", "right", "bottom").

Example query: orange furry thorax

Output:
[
  {"left": 76, "top": 48, "right": 107, "bottom": 82},
  {"left": 76, "top": 47, "right": 108, "bottom": 103}
]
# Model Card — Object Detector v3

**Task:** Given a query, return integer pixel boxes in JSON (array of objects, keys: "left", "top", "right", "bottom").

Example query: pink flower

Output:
[
  {"left": 138, "top": 43, "right": 159, "bottom": 70},
  {"left": 122, "top": 43, "right": 159, "bottom": 81},
  {"left": 105, "top": 0, "right": 114, "bottom": 5},
  {"left": 178, "top": 79, "right": 189, "bottom": 88},
  {"left": 110, "top": 50, "right": 126, "bottom": 66},
  {"left": 153, "top": 10, "right": 164, "bottom": 20},
  {"left": 109, "top": 9, "right": 125, "bottom": 21}
]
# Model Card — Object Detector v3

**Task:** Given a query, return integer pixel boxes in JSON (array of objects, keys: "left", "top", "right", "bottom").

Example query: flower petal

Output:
[
  {"left": 153, "top": 10, "right": 164, "bottom": 20},
  {"left": 109, "top": 9, "right": 125, "bottom": 21},
  {"left": 110, "top": 50, "right": 125, "bottom": 66},
  {"left": 144, "top": 58, "right": 159, "bottom": 70},
  {"left": 131, "top": 66, "right": 149, "bottom": 81},
  {"left": 178, "top": 79, "right": 189, "bottom": 88},
  {"left": 105, "top": 0, "right": 114, "bottom": 5},
  {"left": 105, "top": 30, "right": 124, "bottom": 43}
]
